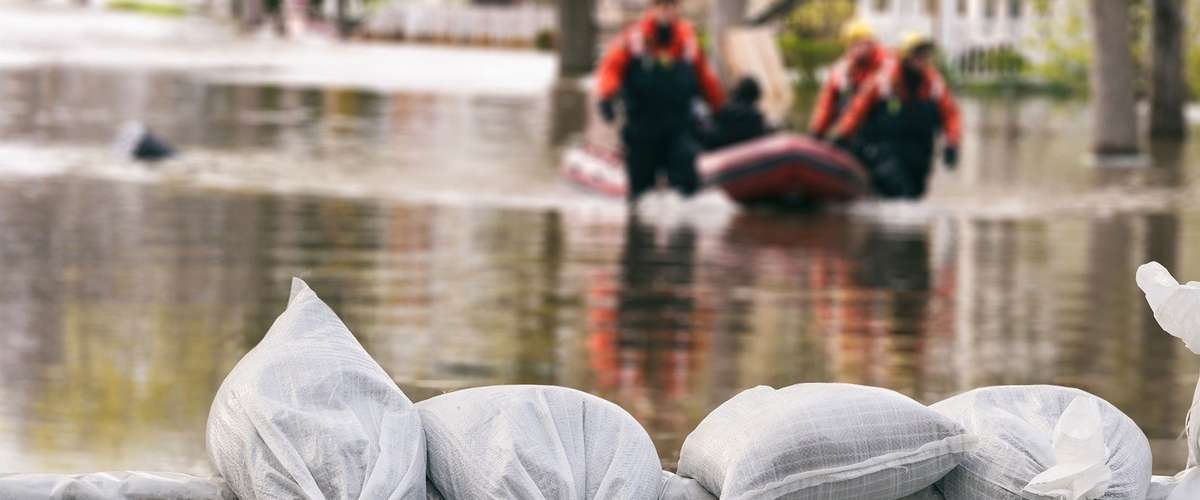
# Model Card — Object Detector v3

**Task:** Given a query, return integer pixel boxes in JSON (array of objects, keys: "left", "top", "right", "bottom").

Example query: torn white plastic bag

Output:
[
  {"left": 1136, "top": 261, "right": 1200, "bottom": 354},
  {"left": 416, "top": 385, "right": 662, "bottom": 499},
  {"left": 676, "top": 383, "right": 977, "bottom": 500},
  {"left": 206, "top": 278, "right": 426, "bottom": 500},
  {"left": 0, "top": 472, "right": 235, "bottom": 500},
  {"left": 1022, "top": 397, "right": 1112, "bottom": 499},
  {"left": 932, "top": 385, "right": 1151, "bottom": 500}
]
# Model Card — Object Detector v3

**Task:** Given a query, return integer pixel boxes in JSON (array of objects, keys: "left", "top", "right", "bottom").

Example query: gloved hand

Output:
[
  {"left": 942, "top": 145, "right": 958, "bottom": 170},
  {"left": 598, "top": 99, "right": 616, "bottom": 123}
]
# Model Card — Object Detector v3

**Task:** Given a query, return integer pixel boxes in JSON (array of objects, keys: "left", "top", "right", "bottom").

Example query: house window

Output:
[
  {"left": 956, "top": 0, "right": 968, "bottom": 16},
  {"left": 1008, "top": 0, "right": 1022, "bottom": 18},
  {"left": 984, "top": 0, "right": 996, "bottom": 18},
  {"left": 873, "top": 0, "right": 891, "bottom": 13}
]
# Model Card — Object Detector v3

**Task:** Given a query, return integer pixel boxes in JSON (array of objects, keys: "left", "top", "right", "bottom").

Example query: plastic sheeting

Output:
[
  {"left": 676, "top": 383, "right": 977, "bottom": 500},
  {"left": 416, "top": 385, "right": 662, "bottom": 500},
  {"left": 931, "top": 385, "right": 1152, "bottom": 500},
  {"left": 0, "top": 472, "right": 235, "bottom": 500},
  {"left": 1137, "top": 261, "right": 1200, "bottom": 355},
  {"left": 205, "top": 278, "right": 426, "bottom": 500}
]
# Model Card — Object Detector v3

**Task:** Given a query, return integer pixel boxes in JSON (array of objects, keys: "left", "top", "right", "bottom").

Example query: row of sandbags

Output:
[{"left": 1, "top": 269, "right": 1195, "bottom": 500}]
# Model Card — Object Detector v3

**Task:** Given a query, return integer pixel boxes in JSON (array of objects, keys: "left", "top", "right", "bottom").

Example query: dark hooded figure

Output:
[{"left": 702, "top": 76, "right": 770, "bottom": 150}]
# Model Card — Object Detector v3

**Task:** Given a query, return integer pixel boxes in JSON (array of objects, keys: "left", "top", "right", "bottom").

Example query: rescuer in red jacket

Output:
[
  {"left": 808, "top": 19, "right": 890, "bottom": 140},
  {"left": 595, "top": 0, "right": 725, "bottom": 203},
  {"left": 829, "top": 33, "right": 961, "bottom": 199}
]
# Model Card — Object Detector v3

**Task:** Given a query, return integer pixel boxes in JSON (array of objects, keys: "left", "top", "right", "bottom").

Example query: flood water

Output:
[{"left": 2, "top": 64, "right": 1200, "bottom": 476}]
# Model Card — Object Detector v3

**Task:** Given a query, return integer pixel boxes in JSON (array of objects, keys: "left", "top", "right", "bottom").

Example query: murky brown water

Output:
[{"left": 1, "top": 65, "right": 1199, "bottom": 476}]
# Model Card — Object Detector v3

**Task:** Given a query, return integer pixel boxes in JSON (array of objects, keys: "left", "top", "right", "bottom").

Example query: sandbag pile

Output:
[
  {"left": 1, "top": 271, "right": 1186, "bottom": 499},
  {"left": 931, "top": 386, "right": 1152, "bottom": 500},
  {"left": 676, "top": 383, "right": 977, "bottom": 500}
]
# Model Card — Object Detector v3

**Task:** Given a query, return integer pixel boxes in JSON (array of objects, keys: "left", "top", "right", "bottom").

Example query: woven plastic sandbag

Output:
[
  {"left": 659, "top": 471, "right": 716, "bottom": 500},
  {"left": 1137, "top": 262, "right": 1200, "bottom": 355},
  {"left": 931, "top": 385, "right": 1151, "bottom": 500},
  {"left": 206, "top": 278, "right": 425, "bottom": 500},
  {"left": 0, "top": 472, "right": 235, "bottom": 500},
  {"left": 416, "top": 385, "right": 661, "bottom": 499},
  {"left": 676, "top": 383, "right": 977, "bottom": 500}
]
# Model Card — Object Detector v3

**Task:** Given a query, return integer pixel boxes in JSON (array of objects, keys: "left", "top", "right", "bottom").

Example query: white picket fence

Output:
[{"left": 363, "top": 4, "right": 555, "bottom": 45}]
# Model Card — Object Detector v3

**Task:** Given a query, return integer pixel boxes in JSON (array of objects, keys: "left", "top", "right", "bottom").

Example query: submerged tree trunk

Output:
[
  {"left": 1088, "top": 0, "right": 1140, "bottom": 155},
  {"left": 710, "top": 0, "right": 749, "bottom": 83},
  {"left": 558, "top": 0, "right": 597, "bottom": 77},
  {"left": 1150, "top": 0, "right": 1186, "bottom": 139}
]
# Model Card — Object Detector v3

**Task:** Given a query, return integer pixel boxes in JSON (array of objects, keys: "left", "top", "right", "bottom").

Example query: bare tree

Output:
[
  {"left": 558, "top": 0, "right": 597, "bottom": 77},
  {"left": 710, "top": 0, "right": 748, "bottom": 83},
  {"left": 1150, "top": 0, "right": 1186, "bottom": 139},
  {"left": 1089, "top": 0, "right": 1139, "bottom": 155}
]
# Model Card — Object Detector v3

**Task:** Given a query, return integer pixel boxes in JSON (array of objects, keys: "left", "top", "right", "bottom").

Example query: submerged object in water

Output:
[{"left": 114, "top": 121, "right": 175, "bottom": 162}]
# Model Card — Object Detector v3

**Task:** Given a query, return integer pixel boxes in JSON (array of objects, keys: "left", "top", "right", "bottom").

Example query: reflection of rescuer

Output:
[
  {"left": 595, "top": 0, "right": 725, "bottom": 203},
  {"left": 808, "top": 19, "right": 889, "bottom": 140},
  {"left": 830, "top": 33, "right": 961, "bottom": 199}
]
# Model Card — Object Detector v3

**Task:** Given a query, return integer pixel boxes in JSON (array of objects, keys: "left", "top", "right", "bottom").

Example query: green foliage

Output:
[
  {"left": 1025, "top": 0, "right": 1090, "bottom": 94},
  {"left": 778, "top": 33, "right": 844, "bottom": 88},
  {"left": 776, "top": 0, "right": 854, "bottom": 88},
  {"left": 534, "top": 30, "right": 556, "bottom": 51},
  {"left": 107, "top": 0, "right": 188, "bottom": 17},
  {"left": 784, "top": 0, "right": 856, "bottom": 39}
]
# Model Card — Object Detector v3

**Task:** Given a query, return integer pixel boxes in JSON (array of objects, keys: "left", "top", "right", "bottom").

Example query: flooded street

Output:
[{"left": 3, "top": 58, "right": 1200, "bottom": 477}]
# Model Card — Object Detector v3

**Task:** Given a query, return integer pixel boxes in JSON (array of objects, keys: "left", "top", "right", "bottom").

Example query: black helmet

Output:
[{"left": 732, "top": 77, "right": 762, "bottom": 104}]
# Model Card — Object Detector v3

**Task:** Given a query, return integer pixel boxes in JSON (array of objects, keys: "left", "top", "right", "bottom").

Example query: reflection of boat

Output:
[{"left": 561, "top": 133, "right": 869, "bottom": 205}]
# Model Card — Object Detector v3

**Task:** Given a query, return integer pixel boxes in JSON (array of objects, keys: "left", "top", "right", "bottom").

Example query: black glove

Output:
[
  {"left": 598, "top": 99, "right": 616, "bottom": 123},
  {"left": 942, "top": 145, "right": 958, "bottom": 170}
]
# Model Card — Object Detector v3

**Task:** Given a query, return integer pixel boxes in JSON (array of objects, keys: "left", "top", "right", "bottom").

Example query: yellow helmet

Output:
[
  {"left": 840, "top": 19, "right": 875, "bottom": 44},
  {"left": 899, "top": 32, "right": 935, "bottom": 56}
]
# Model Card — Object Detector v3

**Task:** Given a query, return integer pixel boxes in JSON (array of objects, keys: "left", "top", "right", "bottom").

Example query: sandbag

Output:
[
  {"left": 0, "top": 472, "right": 235, "bottom": 500},
  {"left": 1137, "top": 261, "right": 1200, "bottom": 468},
  {"left": 676, "top": 383, "right": 977, "bottom": 500},
  {"left": 931, "top": 385, "right": 1152, "bottom": 500},
  {"left": 206, "top": 278, "right": 425, "bottom": 500},
  {"left": 416, "top": 385, "right": 661, "bottom": 499},
  {"left": 658, "top": 471, "right": 715, "bottom": 500},
  {"left": 1137, "top": 261, "right": 1200, "bottom": 355}
]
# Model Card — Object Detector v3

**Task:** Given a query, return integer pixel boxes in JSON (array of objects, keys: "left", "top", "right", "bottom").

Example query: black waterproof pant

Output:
[
  {"left": 861, "top": 140, "right": 934, "bottom": 200},
  {"left": 623, "top": 132, "right": 700, "bottom": 202}
]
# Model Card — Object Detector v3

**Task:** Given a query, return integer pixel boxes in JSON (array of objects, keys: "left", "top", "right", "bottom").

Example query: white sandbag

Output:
[
  {"left": 416, "top": 385, "right": 661, "bottom": 499},
  {"left": 676, "top": 383, "right": 977, "bottom": 500},
  {"left": 931, "top": 385, "right": 1152, "bottom": 500},
  {"left": 0, "top": 472, "right": 235, "bottom": 500},
  {"left": 1023, "top": 397, "right": 1112, "bottom": 499},
  {"left": 1149, "top": 467, "right": 1200, "bottom": 500},
  {"left": 1136, "top": 261, "right": 1200, "bottom": 354},
  {"left": 206, "top": 278, "right": 425, "bottom": 500},
  {"left": 658, "top": 471, "right": 715, "bottom": 500},
  {"left": 1136, "top": 261, "right": 1200, "bottom": 468}
]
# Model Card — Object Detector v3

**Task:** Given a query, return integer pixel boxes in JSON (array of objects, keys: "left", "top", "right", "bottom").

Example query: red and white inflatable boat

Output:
[{"left": 561, "top": 133, "right": 869, "bottom": 205}]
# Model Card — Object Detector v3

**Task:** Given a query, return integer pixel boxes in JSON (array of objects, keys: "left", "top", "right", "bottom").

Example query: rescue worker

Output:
[
  {"left": 808, "top": 19, "right": 890, "bottom": 140},
  {"left": 829, "top": 33, "right": 960, "bottom": 199},
  {"left": 595, "top": 0, "right": 725, "bottom": 203}
]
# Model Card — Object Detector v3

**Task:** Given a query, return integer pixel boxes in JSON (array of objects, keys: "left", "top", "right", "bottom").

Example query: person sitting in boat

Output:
[
  {"left": 595, "top": 0, "right": 725, "bottom": 203},
  {"left": 808, "top": 19, "right": 890, "bottom": 143},
  {"left": 701, "top": 76, "right": 770, "bottom": 150},
  {"left": 828, "top": 32, "right": 961, "bottom": 199}
]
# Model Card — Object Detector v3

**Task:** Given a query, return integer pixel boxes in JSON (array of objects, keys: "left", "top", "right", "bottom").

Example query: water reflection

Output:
[{"left": 2, "top": 68, "right": 1200, "bottom": 476}]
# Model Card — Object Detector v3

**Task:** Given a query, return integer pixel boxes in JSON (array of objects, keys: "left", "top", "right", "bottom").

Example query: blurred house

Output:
[
  {"left": 855, "top": 0, "right": 1080, "bottom": 76},
  {"left": 362, "top": 0, "right": 554, "bottom": 44}
]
